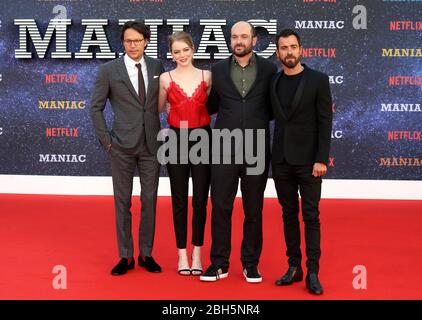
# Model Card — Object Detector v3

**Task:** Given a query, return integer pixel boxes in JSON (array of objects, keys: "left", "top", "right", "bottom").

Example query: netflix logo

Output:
[{"left": 46, "top": 128, "right": 79, "bottom": 137}]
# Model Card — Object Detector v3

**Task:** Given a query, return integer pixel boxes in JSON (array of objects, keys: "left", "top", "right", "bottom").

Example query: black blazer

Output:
[
  {"left": 207, "top": 54, "right": 277, "bottom": 157},
  {"left": 270, "top": 64, "right": 333, "bottom": 166}
]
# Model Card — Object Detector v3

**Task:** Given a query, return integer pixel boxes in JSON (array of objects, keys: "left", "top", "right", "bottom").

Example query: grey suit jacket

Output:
[{"left": 90, "top": 55, "right": 165, "bottom": 154}]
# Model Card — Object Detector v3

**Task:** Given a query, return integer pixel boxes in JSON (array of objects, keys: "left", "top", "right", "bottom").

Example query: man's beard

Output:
[
  {"left": 232, "top": 43, "right": 253, "bottom": 57},
  {"left": 282, "top": 55, "right": 301, "bottom": 68}
]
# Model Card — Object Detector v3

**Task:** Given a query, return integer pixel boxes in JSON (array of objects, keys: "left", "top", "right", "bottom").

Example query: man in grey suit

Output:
[{"left": 91, "top": 21, "right": 164, "bottom": 275}]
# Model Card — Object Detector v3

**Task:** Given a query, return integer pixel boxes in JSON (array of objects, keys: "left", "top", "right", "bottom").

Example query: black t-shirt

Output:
[{"left": 276, "top": 70, "right": 304, "bottom": 114}]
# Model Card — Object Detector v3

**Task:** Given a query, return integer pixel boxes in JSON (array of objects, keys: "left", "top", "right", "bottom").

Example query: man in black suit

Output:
[
  {"left": 91, "top": 21, "right": 164, "bottom": 275},
  {"left": 271, "top": 29, "right": 333, "bottom": 294},
  {"left": 200, "top": 21, "right": 277, "bottom": 283}
]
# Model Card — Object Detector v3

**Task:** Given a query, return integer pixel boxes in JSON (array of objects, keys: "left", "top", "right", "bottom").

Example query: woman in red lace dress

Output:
[{"left": 158, "top": 31, "right": 212, "bottom": 276}]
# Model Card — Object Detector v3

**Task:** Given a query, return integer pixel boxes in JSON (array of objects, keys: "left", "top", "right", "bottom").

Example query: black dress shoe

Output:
[
  {"left": 275, "top": 266, "right": 303, "bottom": 285},
  {"left": 111, "top": 258, "right": 134, "bottom": 276},
  {"left": 306, "top": 273, "right": 324, "bottom": 295},
  {"left": 138, "top": 255, "right": 162, "bottom": 273}
]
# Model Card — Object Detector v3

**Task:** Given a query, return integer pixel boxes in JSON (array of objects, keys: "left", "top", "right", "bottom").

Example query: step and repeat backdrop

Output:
[{"left": 0, "top": 0, "right": 420, "bottom": 179}]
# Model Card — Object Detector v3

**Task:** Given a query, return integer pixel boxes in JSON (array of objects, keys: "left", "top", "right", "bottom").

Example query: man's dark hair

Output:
[
  {"left": 276, "top": 29, "right": 301, "bottom": 48},
  {"left": 120, "top": 20, "right": 151, "bottom": 42}
]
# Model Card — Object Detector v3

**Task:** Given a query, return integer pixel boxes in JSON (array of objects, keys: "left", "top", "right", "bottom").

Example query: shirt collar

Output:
[
  {"left": 232, "top": 52, "right": 256, "bottom": 67},
  {"left": 124, "top": 54, "right": 146, "bottom": 69}
]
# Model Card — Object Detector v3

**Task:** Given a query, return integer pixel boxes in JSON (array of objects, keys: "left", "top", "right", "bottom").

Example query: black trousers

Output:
[
  {"left": 166, "top": 126, "right": 211, "bottom": 249},
  {"left": 210, "top": 161, "right": 269, "bottom": 269},
  {"left": 272, "top": 162, "right": 322, "bottom": 274}
]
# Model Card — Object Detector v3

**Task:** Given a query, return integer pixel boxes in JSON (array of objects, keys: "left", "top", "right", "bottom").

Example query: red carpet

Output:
[{"left": 0, "top": 194, "right": 421, "bottom": 300}]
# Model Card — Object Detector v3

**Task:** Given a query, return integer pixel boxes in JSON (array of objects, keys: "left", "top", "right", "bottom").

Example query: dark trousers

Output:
[
  {"left": 109, "top": 139, "right": 160, "bottom": 259},
  {"left": 272, "top": 162, "right": 322, "bottom": 274},
  {"left": 210, "top": 161, "right": 269, "bottom": 269},
  {"left": 166, "top": 126, "right": 211, "bottom": 249}
]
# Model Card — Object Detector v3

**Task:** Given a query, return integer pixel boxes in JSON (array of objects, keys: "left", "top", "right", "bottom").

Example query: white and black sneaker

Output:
[
  {"left": 200, "top": 264, "right": 229, "bottom": 282},
  {"left": 243, "top": 265, "right": 262, "bottom": 283}
]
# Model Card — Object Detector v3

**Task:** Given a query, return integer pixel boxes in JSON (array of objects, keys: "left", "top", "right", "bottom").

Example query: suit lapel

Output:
[
  {"left": 115, "top": 57, "right": 140, "bottom": 103},
  {"left": 245, "top": 53, "right": 260, "bottom": 97},
  {"left": 224, "top": 56, "right": 241, "bottom": 96},
  {"left": 288, "top": 65, "right": 308, "bottom": 119},
  {"left": 272, "top": 71, "right": 288, "bottom": 120},
  {"left": 144, "top": 55, "right": 155, "bottom": 105}
]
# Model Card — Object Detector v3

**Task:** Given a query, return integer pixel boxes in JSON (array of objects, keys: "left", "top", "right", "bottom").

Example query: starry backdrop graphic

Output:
[{"left": 0, "top": 0, "right": 420, "bottom": 179}]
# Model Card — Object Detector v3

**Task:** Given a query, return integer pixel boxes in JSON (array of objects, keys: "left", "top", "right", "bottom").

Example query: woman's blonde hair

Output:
[{"left": 168, "top": 31, "right": 195, "bottom": 52}]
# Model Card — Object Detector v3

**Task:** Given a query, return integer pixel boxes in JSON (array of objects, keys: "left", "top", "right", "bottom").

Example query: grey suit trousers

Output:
[{"left": 109, "top": 139, "right": 160, "bottom": 258}]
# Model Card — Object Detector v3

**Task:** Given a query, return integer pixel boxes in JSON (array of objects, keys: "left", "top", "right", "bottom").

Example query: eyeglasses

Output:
[{"left": 124, "top": 39, "right": 145, "bottom": 46}]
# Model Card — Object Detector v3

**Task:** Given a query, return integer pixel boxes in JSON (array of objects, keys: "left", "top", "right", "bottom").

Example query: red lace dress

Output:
[{"left": 167, "top": 70, "right": 211, "bottom": 128}]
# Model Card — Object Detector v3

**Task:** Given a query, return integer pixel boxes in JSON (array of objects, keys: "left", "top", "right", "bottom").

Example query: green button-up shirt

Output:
[{"left": 230, "top": 53, "right": 257, "bottom": 98}]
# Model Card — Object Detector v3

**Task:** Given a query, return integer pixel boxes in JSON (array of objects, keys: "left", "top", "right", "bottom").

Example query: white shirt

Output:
[{"left": 124, "top": 54, "right": 148, "bottom": 95}]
